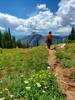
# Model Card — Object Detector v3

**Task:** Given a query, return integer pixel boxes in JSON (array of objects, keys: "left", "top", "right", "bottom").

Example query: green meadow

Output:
[
  {"left": 0, "top": 46, "right": 64, "bottom": 100},
  {"left": 56, "top": 43, "right": 75, "bottom": 68}
]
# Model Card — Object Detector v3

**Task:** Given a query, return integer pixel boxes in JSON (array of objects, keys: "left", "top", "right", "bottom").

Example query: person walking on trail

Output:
[{"left": 46, "top": 32, "right": 53, "bottom": 49}]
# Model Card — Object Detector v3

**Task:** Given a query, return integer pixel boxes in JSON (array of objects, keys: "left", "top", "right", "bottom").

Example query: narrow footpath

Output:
[{"left": 48, "top": 48, "right": 75, "bottom": 100}]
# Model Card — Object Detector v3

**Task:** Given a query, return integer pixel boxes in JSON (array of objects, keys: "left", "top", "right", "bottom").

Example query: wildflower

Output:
[
  {"left": 0, "top": 97, "right": 5, "bottom": 100},
  {"left": 44, "top": 86, "right": 47, "bottom": 89},
  {"left": 25, "top": 87, "right": 31, "bottom": 90},
  {"left": 20, "top": 74, "right": 23, "bottom": 77},
  {"left": 60, "top": 43, "right": 66, "bottom": 49},
  {"left": 42, "top": 90, "right": 45, "bottom": 93},
  {"left": 24, "top": 80, "right": 29, "bottom": 84},
  {"left": 36, "top": 82, "right": 41, "bottom": 87},
  {"left": 47, "top": 66, "right": 50, "bottom": 69},
  {"left": 10, "top": 95, "right": 14, "bottom": 98},
  {"left": 0, "top": 80, "right": 3, "bottom": 84},
  {"left": 5, "top": 88, "right": 9, "bottom": 91}
]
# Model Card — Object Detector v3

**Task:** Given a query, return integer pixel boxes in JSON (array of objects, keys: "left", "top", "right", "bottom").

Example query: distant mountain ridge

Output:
[
  {"left": 21, "top": 33, "right": 43, "bottom": 47},
  {"left": 20, "top": 33, "right": 68, "bottom": 47}
]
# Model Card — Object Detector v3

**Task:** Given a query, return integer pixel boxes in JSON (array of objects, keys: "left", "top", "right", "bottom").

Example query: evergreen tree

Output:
[
  {"left": 68, "top": 26, "right": 75, "bottom": 40},
  {"left": 8, "top": 28, "right": 12, "bottom": 48},
  {"left": 26, "top": 40, "right": 29, "bottom": 48},
  {"left": 0, "top": 28, "right": 25, "bottom": 48},
  {"left": 11, "top": 36, "right": 16, "bottom": 48},
  {"left": 16, "top": 40, "right": 22, "bottom": 48},
  {"left": 2, "top": 32, "right": 7, "bottom": 48},
  {"left": 3, "top": 31, "right": 11, "bottom": 48},
  {"left": 36, "top": 39, "right": 39, "bottom": 46}
]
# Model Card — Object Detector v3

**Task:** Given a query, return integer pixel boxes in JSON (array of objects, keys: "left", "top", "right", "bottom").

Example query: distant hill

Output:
[
  {"left": 15, "top": 35, "right": 24, "bottom": 40},
  {"left": 21, "top": 33, "right": 45, "bottom": 47},
  {"left": 20, "top": 33, "right": 68, "bottom": 47},
  {"left": 52, "top": 35, "right": 68, "bottom": 44}
]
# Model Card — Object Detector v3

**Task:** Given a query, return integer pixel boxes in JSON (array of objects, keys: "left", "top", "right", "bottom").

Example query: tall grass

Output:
[{"left": 0, "top": 46, "right": 64, "bottom": 100}]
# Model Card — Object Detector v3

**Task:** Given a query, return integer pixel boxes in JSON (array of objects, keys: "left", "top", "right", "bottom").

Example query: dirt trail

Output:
[{"left": 48, "top": 49, "right": 75, "bottom": 100}]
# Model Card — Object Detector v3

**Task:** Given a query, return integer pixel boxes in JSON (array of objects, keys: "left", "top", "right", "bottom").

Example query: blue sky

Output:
[
  {"left": 0, "top": 0, "right": 75, "bottom": 36},
  {"left": 0, "top": 0, "right": 60, "bottom": 18}
]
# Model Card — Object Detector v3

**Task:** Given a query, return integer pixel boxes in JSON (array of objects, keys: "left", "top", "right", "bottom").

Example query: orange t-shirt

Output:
[{"left": 47, "top": 34, "right": 52, "bottom": 41}]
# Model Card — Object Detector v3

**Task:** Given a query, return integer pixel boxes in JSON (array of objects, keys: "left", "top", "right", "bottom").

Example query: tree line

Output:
[
  {"left": 0, "top": 28, "right": 24, "bottom": 48},
  {"left": 0, "top": 26, "right": 75, "bottom": 48},
  {"left": 68, "top": 26, "right": 75, "bottom": 41}
]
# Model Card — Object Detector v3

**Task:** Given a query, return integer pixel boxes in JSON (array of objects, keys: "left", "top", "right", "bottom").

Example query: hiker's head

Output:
[{"left": 49, "top": 32, "right": 52, "bottom": 34}]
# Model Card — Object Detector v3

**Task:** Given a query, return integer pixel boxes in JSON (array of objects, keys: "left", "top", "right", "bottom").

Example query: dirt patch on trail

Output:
[{"left": 48, "top": 49, "right": 75, "bottom": 100}]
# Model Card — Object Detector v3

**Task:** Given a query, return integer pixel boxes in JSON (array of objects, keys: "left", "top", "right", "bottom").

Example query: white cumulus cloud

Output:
[
  {"left": 0, "top": 26, "right": 5, "bottom": 31},
  {"left": 57, "top": 0, "right": 75, "bottom": 26},
  {"left": 56, "top": 25, "right": 71, "bottom": 33},
  {"left": 37, "top": 4, "right": 48, "bottom": 10},
  {"left": 0, "top": 0, "right": 75, "bottom": 36},
  {"left": 16, "top": 25, "right": 29, "bottom": 32}
]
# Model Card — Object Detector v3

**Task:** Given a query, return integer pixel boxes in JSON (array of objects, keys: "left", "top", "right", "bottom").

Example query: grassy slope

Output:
[
  {"left": 56, "top": 43, "right": 75, "bottom": 68},
  {"left": 0, "top": 46, "right": 64, "bottom": 100}
]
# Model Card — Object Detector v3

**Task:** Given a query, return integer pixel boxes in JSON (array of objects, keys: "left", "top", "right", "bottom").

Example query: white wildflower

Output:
[
  {"left": 44, "top": 86, "right": 47, "bottom": 89},
  {"left": 5, "top": 88, "right": 9, "bottom": 91},
  {"left": 24, "top": 80, "right": 29, "bottom": 84},
  {"left": 0, "top": 97, "right": 5, "bottom": 100},
  {"left": 36, "top": 82, "right": 41, "bottom": 87},
  {"left": 10, "top": 95, "right": 14, "bottom": 98},
  {"left": 20, "top": 74, "right": 23, "bottom": 77},
  {"left": 47, "top": 66, "right": 50, "bottom": 69},
  {"left": 42, "top": 90, "right": 45, "bottom": 93},
  {"left": 60, "top": 43, "right": 66, "bottom": 49},
  {"left": 25, "top": 87, "right": 31, "bottom": 90}
]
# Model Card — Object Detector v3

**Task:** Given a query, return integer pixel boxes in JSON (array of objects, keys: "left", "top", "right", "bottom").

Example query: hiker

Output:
[{"left": 46, "top": 32, "right": 53, "bottom": 49}]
